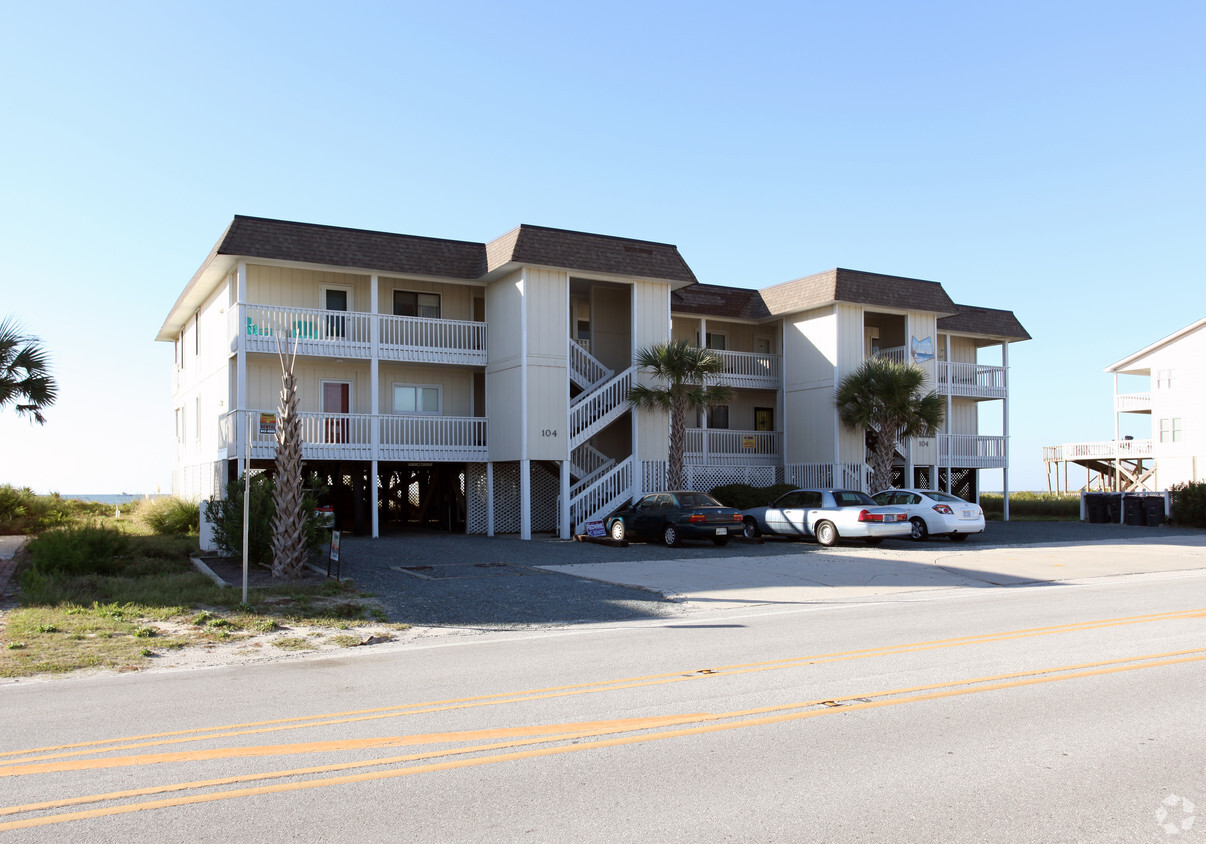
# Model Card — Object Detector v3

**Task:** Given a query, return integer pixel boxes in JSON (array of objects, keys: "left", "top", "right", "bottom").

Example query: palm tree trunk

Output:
[
  {"left": 271, "top": 343, "right": 308, "bottom": 578},
  {"left": 668, "top": 395, "right": 687, "bottom": 490}
]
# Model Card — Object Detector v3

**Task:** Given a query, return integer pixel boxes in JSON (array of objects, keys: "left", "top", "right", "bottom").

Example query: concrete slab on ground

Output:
[{"left": 537, "top": 535, "right": 1206, "bottom": 609}]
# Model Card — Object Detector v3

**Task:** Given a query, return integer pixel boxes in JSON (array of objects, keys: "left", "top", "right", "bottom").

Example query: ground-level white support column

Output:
[
  {"left": 370, "top": 460, "right": 379, "bottom": 538},
  {"left": 370, "top": 275, "right": 379, "bottom": 537},
  {"left": 1003, "top": 341, "right": 1011, "bottom": 522},
  {"left": 559, "top": 460, "right": 571, "bottom": 539},
  {"left": 486, "top": 463, "right": 495, "bottom": 537},
  {"left": 520, "top": 459, "right": 531, "bottom": 540}
]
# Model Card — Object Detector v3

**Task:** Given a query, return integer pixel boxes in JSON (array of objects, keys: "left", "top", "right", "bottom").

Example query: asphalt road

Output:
[{"left": 2, "top": 548, "right": 1204, "bottom": 842}]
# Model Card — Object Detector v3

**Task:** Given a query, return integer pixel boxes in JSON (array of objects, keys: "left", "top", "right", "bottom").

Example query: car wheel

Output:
[
  {"left": 948, "top": 533, "right": 969, "bottom": 542},
  {"left": 815, "top": 520, "right": 838, "bottom": 547},
  {"left": 609, "top": 520, "right": 625, "bottom": 542},
  {"left": 712, "top": 536, "right": 730, "bottom": 547},
  {"left": 864, "top": 537, "right": 883, "bottom": 546},
  {"left": 742, "top": 518, "right": 761, "bottom": 540},
  {"left": 910, "top": 517, "right": 928, "bottom": 541},
  {"left": 662, "top": 524, "right": 681, "bottom": 548}
]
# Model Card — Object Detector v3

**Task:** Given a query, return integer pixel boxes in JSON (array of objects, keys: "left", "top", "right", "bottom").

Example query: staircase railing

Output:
[
  {"left": 569, "top": 338, "right": 612, "bottom": 391},
  {"left": 569, "top": 457, "right": 634, "bottom": 528},
  {"left": 570, "top": 366, "right": 635, "bottom": 449}
]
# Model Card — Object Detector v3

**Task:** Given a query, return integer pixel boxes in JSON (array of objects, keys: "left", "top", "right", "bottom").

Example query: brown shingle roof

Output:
[
  {"left": 938, "top": 304, "right": 1031, "bottom": 341},
  {"left": 671, "top": 284, "right": 769, "bottom": 320},
  {"left": 215, "top": 216, "right": 697, "bottom": 285},
  {"left": 218, "top": 216, "right": 488, "bottom": 279},
  {"left": 487, "top": 225, "right": 697, "bottom": 284},
  {"left": 759, "top": 268, "right": 958, "bottom": 316}
]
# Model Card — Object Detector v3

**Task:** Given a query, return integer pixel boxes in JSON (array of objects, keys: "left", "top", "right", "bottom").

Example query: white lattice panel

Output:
[
  {"left": 465, "top": 463, "right": 489, "bottom": 535},
  {"left": 492, "top": 462, "right": 522, "bottom": 534},
  {"left": 531, "top": 462, "right": 560, "bottom": 533}
]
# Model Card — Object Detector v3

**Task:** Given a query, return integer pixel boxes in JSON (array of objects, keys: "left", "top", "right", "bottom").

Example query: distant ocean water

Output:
[{"left": 63, "top": 494, "right": 167, "bottom": 505}]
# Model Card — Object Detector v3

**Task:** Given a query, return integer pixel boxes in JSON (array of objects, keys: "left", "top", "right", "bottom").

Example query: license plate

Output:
[
  {"left": 715, "top": 527, "right": 728, "bottom": 536},
  {"left": 962, "top": 509, "right": 975, "bottom": 518}
]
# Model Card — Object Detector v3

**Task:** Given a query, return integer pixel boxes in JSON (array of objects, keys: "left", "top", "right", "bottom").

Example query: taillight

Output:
[
  {"left": 732, "top": 514, "right": 743, "bottom": 522},
  {"left": 933, "top": 504, "right": 954, "bottom": 515},
  {"left": 858, "top": 510, "right": 878, "bottom": 522},
  {"left": 688, "top": 514, "right": 705, "bottom": 523}
]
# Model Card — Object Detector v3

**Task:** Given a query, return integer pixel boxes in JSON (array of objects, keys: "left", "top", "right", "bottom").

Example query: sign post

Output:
[{"left": 242, "top": 411, "right": 252, "bottom": 604}]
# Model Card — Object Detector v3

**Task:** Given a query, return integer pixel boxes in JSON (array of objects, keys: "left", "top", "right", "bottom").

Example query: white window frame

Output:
[
  {"left": 194, "top": 396, "right": 201, "bottom": 441},
  {"left": 392, "top": 383, "right": 442, "bottom": 415},
  {"left": 393, "top": 289, "right": 442, "bottom": 319},
  {"left": 1156, "top": 368, "right": 1175, "bottom": 390},
  {"left": 320, "top": 283, "right": 354, "bottom": 312},
  {"left": 321, "top": 379, "right": 353, "bottom": 414},
  {"left": 699, "top": 331, "right": 727, "bottom": 351},
  {"left": 1159, "top": 417, "right": 1183, "bottom": 443}
]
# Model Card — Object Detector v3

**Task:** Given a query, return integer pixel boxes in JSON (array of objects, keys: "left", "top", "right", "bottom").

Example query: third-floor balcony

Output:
[
  {"left": 938, "top": 362, "right": 1007, "bottom": 399},
  {"left": 235, "top": 304, "right": 487, "bottom": 366},
  {"left": 708, "top": 349, "right": 781, "bottom": 390}
]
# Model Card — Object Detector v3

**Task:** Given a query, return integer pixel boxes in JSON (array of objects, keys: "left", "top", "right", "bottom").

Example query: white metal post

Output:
[
  {"left": 370, "top": 275, "right": 379, "bottom": 538},
  {"left": 242, "top": 410, "right": 251, "bottom": 604},
  {"left": 1003, "top": 341, "right": 1010, "bottom": 521}
]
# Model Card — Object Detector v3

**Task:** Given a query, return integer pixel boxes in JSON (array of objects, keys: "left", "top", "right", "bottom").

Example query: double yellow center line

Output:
[{"left": 1, "top": 607, "right": 1203, "bottom": 831}]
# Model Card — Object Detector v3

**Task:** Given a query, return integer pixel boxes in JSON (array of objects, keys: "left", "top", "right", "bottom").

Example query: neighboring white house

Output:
[
  {"left": 1044, "top": 316, "right": 1206, "bottom": 492},
  {"left": 159, "top": 216, "right": 1029, "bottom": 541}
]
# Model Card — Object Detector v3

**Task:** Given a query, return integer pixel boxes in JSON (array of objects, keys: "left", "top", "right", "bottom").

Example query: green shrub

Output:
[
  {"left": 0, "top": 486, "right": 74, "bottom": 534},
  {"left": 203, "top": 474, "right": 328, "bottom": 566},
  {"left": 979, "top": 492, "right": 1081, "bottom": 521},
  {"left": 1170, "top": 481, "right": 1206, "bottom": 528},
  {"left": 140, "top": 497, "right": 200, "bottom": 535},
  {"left": 26, "top": 525, "right": 131, "bottom": 576},
  {"left": 708, "top": 483, "right": 797, "bottom": 510}
]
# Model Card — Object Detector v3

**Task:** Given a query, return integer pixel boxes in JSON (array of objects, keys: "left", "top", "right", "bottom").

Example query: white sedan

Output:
[
  {"left": 870, "top": 488, "right": 986, "bottom": 541},
  {"left": 740, "top": 489, "right": 911, "bottom": 546}
]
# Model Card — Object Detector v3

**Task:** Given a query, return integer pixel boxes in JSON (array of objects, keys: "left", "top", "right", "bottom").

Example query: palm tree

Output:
[
  {"left": 629, "top": 339, "right": 733, "bottom": 490},
  {"left": 270, "top": 330, "right": 308, "bottom": 579},
  {"left": 835, "top": 357, "right": 945, "bottom": 492},
  {"left": 0, "top": 316, "right": 58, "bottom": 425}
]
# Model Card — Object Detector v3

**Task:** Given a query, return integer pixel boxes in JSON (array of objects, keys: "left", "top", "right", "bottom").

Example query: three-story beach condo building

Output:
[{"left": 159, "top": 216, "right": 1029, "bottom": 542}]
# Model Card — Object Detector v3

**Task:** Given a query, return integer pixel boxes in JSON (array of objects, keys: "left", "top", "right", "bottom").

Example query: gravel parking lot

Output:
[{"left": 334, "top": 520, "right": 1204, "bottom": 629}]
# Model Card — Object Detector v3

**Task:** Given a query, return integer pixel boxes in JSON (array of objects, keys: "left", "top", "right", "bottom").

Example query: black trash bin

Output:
[
  {"left": 1086, "top": 493, "right": 1106, "bottom": 523},
  {"left": 1124, "top": 495, "right": 1146, "bottom": 526},
  {"left": 1103, "top": 494, "right": 1122, "bottom": 523},
  {"left": 1144, "top": 496, "right": 1166, "bottom": 527}
]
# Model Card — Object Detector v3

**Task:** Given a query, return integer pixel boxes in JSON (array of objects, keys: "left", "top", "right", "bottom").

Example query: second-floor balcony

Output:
[
  {"left": 1114, "top": 392, "right": 1151, "bottom": 413},
  {"left": 220, "top": 410, "right": 488, "bottom": 462},
  {"left": 685, "top": 428, "right": 782, "bottom": 466},
  {"left": 939, "top": 434, "right": 1008, "bottom": 469},
  {"left": 235, "top": 304, "right": 487, "bottom": 366}
]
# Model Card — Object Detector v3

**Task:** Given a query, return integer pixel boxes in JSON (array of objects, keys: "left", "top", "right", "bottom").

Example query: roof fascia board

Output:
[{"left": 1105, "top": 317, "right": 1206, "bottom": 373}]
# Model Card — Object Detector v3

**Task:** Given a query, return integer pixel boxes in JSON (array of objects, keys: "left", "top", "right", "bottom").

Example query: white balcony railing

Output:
[
  {"left": 220, "top": 411, "right": 488, "bottom": 462},
  {"left": 378, "top": 313, "right": 486, "bottom": 365},
  {"left": 1044, "top": 439, "right": 1154, "bottom": 463},
  {"left": 940, "top": 434, "right": 1007, "bottom": 469},
  {"left": 1114, "top": 392, "right": 1151, "bottom": 413},
  {"left": 872, "top": 346, "right": 909, "bottom": 364},
  {"left": 709, "top": 349, "right": 781, "bottom": 389},
  {"left": 685, "top": 429, "right": 782, "bottom": 465},
  {"left": 236, "top": 305, "right": 486, "bottom": 366},
  {"left": 938, "top": 362, "right": 1007, "bottom": 398}
]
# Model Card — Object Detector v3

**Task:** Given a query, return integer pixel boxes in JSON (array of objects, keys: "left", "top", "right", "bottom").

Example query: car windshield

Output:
[
  {"left": 832, "top": 491, "right": 876, "bottom": 507},
  {"left": 677, "top": 492, "right": 722, "bottom": 508}
]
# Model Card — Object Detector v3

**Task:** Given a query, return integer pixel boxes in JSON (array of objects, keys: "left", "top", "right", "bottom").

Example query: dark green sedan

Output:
[{"left": 606, "top": 491, "right": 744, "bottom": 547}]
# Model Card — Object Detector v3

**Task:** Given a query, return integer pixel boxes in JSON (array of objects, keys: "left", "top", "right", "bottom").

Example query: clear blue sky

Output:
[{"left": 2, "top": 1, "right": 1202, "bottom": 494}]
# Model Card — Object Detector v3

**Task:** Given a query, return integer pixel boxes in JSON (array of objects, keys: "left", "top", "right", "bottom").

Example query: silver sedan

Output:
[{"left": 740, "top": 489, "right": 911, "bottom": 546}]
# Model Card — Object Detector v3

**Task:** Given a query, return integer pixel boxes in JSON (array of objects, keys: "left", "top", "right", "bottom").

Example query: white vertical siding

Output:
[{"left": 524, "top": 269, "right": 569, "bottom": 461}]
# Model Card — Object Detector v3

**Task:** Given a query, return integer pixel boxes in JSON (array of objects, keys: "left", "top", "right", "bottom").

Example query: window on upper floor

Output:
[
  {"left": 394, "top": 291, "right": 441, "bottom": 319},
  {"left": 708, "top": 405, "right": 730, "bottom": 429},
  {"left": 1156, "top": 369, "right": 1175, "bottom": 389},
  {"left": 1160, "top": 418, "right": 1183, "bottom": 443},
  {"left": 393, "top": 384, "right": 441, "bottom": 415}
]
